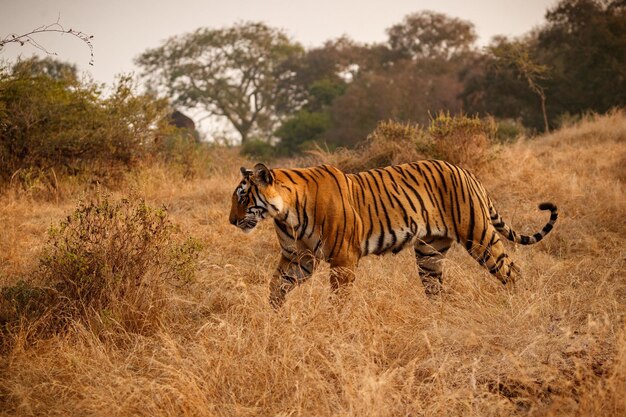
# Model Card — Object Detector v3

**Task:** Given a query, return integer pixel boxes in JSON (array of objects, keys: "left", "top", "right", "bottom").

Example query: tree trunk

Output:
[
  {"left": 239, "top": 130, "right": 249, "bottom": 145},
  {"left": 540, "top": 94, "right": 550, "bottom": 133}
]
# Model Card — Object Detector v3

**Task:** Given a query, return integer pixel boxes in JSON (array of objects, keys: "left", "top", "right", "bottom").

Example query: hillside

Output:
[{"left": 0, "top": 112, "right": 625, "bottom": 416}]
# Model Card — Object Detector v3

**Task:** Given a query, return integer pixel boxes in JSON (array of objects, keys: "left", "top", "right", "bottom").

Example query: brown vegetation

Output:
[{"left": 0, "top": 112, "right": 625, "bottom": 416}]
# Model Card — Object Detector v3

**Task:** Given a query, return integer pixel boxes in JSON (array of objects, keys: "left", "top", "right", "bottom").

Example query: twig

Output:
[{"left": 0, "top": 16, "right": 94, "bottom": 65}]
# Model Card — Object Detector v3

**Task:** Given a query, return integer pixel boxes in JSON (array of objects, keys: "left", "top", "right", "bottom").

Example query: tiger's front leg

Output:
[{"left": 269, "top": 253, "right": 315, "bottom": 309}]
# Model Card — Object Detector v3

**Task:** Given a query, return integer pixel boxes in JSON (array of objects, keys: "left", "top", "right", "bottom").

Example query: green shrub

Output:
[
  {"left": 275, "top": 110, "right": 330, "bottom": 155},
  {"left": 0, "top": 59, "right": 170, "bottom": 188},
  {"left": 240, "top": 139, "right": 277, "bottom": 160},
  {"left": 494, "top": 118, "right": 527, "bottom": 142}
]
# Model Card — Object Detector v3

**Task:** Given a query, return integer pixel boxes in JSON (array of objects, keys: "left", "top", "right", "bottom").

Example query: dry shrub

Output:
[
  {"left": 151, "top": 132, "right": 226, "bottom": 180},
  {"left": 428, "top": 112, "right": 496, "bottom": 171},
  {"left": 0, "top": 195, "right": 200, "bottom": 346},
  {"left": 358, "top": 120, "right": 429, "bottom": 170},
  {"left": 306, "top": 116, "right": 497, "bottom": 173},
  {"left": 306, "top": 120, "right": 428, "bottom": 172}
]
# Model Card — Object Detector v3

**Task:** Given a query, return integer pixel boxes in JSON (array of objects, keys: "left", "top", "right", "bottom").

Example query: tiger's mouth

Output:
[{"left": 237, "top": 218, "right": 258, "bottom": 233}]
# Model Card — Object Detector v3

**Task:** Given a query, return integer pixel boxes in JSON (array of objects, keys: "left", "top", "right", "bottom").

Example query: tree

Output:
[
  {"left": 460, "top": 37, "right": 551, "bottom": 132},
  {"left": 386, "top": 11, "right": 477, "bottom": 61},
  {"left": 321, "top": 12, "right": 475, "bottom": 147},
  {"left": 136, "top": 22, "right": 303, "bottom": 144},
  {"left": 326, "top": 59, "right": 464, "bottom": 147},
  {"left": 489, "top": 38, "right": 551, "bottom": 132},
  {"left": 11, "top": 56, "right": 78, "bottom": 81},
  {"left": 461, "top": 0, "right": 625, "bottom": 131},
  {"left": 537, "top": 0, "right": 626, "bottom": 114}
]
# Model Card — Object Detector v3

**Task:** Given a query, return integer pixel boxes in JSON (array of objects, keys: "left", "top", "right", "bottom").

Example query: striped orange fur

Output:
[{"left": 229, "top": 160, "right": 558, "bottom": 307}]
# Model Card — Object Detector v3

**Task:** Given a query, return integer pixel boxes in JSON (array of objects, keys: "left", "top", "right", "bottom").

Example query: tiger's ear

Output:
[
  {"left": 240, "top": 167, "right": 253, "bottom": 177},
  {"left": 253, "top": 163, "right": 273, "bottom": 186}
]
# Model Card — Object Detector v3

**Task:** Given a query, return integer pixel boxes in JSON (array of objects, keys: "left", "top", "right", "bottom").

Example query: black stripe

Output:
[
  {"left": 281, "top": 170, "right": 296, "bottom": 183},
  {"left": 292, "top": 170, "right": 310, "bottom": 182},
  {"left": 364, "top": 204, "right": 375, "bottom": 255},
  {"left": 308, "top": 181, "right": 319, "bottom": 239},
  {"left": 299, "top": 263, "right": 312, "bottom": 275},
  {"left": 362, "top": 172, "right": 382, "bottom": 218},
  {"left": 376, "top": 219, "right": 386, "bottom": 254},
  {"left": 374, "top": 169, "right": 396, "bottom": 209},
  {"left": 321, "top": 166, "right": 348, "bottom": 258},
  {"left": 466, "top": 196, "right": 475, "bottom": 251},
  {"left": 448, "top": 188, "right": 461, "bottom": 243},
  {"left": 298, "top": 193, "right": 309, "bottom": 240},
  {"left": 417, "top": 164, "right": 447, "bottom": 233},
  {"left": 274, "top": 218, "right": 294, "bottom": 239}
]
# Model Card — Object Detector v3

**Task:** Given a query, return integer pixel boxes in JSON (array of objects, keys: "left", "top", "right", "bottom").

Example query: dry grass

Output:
[{"left": 1, "top": 112, "right": 625, "bottom": 416}]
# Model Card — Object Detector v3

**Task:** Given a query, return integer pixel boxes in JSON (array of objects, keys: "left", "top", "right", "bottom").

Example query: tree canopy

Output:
[
  {"left": 386, "top": 11, "right": 477, "bottom": 61},
  {"left": 136, "top": 22, "right": 303, "bottom": 144},
  {"left": 131, "top": 1, "right": 625, "bottom": 150}
]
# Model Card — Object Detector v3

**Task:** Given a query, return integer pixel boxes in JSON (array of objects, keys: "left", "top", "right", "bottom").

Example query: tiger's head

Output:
[{"left": 229, "top": 163, "right": 284, "bottom": 233}]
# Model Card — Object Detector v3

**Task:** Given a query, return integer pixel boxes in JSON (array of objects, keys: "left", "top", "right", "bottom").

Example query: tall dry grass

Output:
[{"left": 0, "top": 112, "right": 625, "bottom": 416}]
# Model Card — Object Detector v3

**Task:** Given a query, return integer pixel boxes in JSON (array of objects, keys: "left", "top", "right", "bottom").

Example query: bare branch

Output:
[{"left": 1, "top": 17, "right": 94, "bottom": 66}]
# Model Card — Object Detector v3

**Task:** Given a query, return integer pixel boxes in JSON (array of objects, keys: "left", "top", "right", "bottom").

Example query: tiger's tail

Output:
[{"left": 489, "top": 202, "right": 558, "bottom": 245}]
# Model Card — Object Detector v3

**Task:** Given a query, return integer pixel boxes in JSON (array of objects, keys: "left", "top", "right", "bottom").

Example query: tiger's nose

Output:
[{"left": 229, "top": 216, "right": 237, "bottom": 226}]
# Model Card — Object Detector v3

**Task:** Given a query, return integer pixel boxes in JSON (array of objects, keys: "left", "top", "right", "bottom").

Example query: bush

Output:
[
  {"left": 275, "top": 110, "right": 331, "bottom": 155},
  {"left": 494, "top": 118, "right": 527, "bottom": 142},
  {"left": 306, "top": 115, "right": 498, "bottom": 173},
  {"left": 240, "top": 139, "right": 277, "bottom": 161},
  {"left": 306, "top": 120, "right": 429, "bottom": 172},
  {"left": 0, "top": 195, "right": 201, "bottom": 344},
  {"left": 152, "top": 131, "right": 209, "bottom": 178},
  {"left": 0, "top": 59, "right": 170, "bottom": 188},
  {"left": 428, "top": 112, "right": 495, "bottom": 170}
]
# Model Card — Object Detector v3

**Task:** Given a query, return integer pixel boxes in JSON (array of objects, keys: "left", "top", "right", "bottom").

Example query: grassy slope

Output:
[{"left": 0, "top": 113, "right": 625, "bottom": 416}]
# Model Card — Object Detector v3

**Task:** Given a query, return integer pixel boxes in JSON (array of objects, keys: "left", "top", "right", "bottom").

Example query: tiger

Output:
[{"left": 228, "top": 160, "right": 558, "bottom": 308}]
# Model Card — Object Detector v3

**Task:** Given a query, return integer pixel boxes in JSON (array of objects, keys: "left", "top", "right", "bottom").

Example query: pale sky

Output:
[{"left": 2, "top": 0, "right": 557, "bottom": 86}]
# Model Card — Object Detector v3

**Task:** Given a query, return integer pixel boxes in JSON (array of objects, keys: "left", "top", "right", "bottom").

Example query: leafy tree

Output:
[
  {"left": 274, "top": 39, "right": 356, "bottom": 153},
  {"left": 274, "top": 79, "right": 344, "bottom": 154},
  {"left": 462, "top": 0, "right": 625, "bottom": 131},
  {"left": 319, "top": 12, "right": 475, "bottom": 148},
  {"left": 537, "top": 0, "right": 626, "bottom": 114},
  {"left": 460, "top": 37, "right": 550, "bottom": 132},
  {"left": 10, "top": 56, "right": 78, "bottom": 81},
  {"left": 489, "top": 39, "right": 551, "bottom": 132},
  {"left": 326, "top": 59, "right": 464, "bottom": 147},
  {"left": 386, "top": 11, "right": 477, "bottom": 61},
  {"left": 136, "top": 22, "right": 303, "bottom": 144}
]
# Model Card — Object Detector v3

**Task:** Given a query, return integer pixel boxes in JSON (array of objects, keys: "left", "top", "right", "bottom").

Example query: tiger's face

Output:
[{"left": 229, "top": 164, "right": 282, "bottom": 233}]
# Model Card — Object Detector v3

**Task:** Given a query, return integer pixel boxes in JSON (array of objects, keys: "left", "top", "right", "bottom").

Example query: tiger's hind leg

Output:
[
  {"left": 414, "top": 237, "right": 453, "bottom": 296},
  {"left": 468, "top": 227, "right": 520, "bottom": 285}
]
